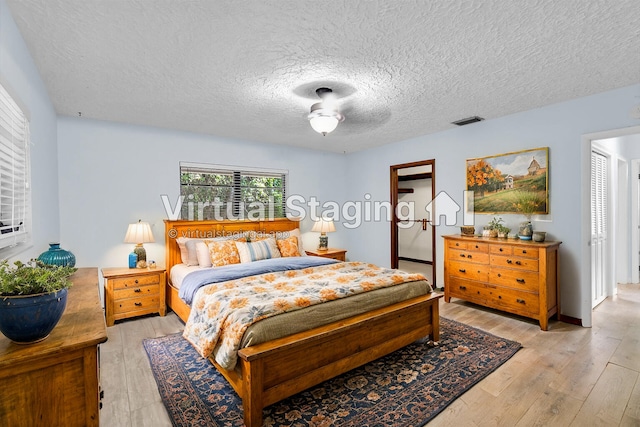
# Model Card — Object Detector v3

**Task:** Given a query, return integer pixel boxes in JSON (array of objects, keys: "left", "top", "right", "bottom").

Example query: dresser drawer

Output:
[
  {"left": 448, "top": 260, "right": 489, "bottom": 282},
  {"left": 490, "top": 267, "right": 540, "bottom": 291},
  {"left": 490, "top": 254, "right": 539, "bottom": 272},
  {"left": 448, "top": 248, "right": 490, "bottom": 264},
  {"left": 447, "top": 277, "right": 488, "bottom": 301},
  {"left": 490, "top": 244, "right": 513, "bottom": 255},
  {"left": 447, "top": 240, "right": 489, "bottom": 253},
  {"left": 110, "top": 273, "right": 161, "bottom": 290},
  {"left": 513, "top": 246, "right": 538, "bottom": 259},
  {"left": 447, "top": 240, "right": 469, "bottom": 250},
  {"left": 113, "top": 294, "right": 161, "bottom": 315},
  {"left": 113, "top": 284, "right": 160, "bottom": 300},
  {"left": 490, "top": 287, "right": 539, "bottom": 316}
]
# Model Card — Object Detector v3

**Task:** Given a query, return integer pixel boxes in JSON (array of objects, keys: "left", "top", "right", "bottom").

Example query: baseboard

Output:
[{"left": 558, "top": 314, "right": 582, "bottom": 326}]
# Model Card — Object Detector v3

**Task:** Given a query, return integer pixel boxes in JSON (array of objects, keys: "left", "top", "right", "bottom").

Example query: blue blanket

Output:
[{"left": 179, "top": 256, "right": 339, "bottom": 304}]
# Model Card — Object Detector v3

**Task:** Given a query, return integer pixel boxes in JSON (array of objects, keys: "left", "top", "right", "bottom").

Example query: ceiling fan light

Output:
[
  {"left": 308, "top": 102, "right": 344, "bottom": 136},
  {"left": 309, "top": 114, "right": 339, "bottom": 136}
]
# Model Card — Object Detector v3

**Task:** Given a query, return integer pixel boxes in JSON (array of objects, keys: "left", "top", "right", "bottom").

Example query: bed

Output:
[{"left": 164, "top": 218, "right": 441, "bottom": 427}]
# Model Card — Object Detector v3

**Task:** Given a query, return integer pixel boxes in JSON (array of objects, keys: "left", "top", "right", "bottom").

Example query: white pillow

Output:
[
  {"left": 176, "top": 237, "right": 201, "bottom": 266},
  {"left": 195, "top": 241, "right": 212, "bottom": 268},
  {"left": 235, "top": 237, "right": 281, "bottom": 263}
]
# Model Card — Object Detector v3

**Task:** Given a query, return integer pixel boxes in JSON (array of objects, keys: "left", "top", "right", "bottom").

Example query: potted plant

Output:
[
  {"left": 0, "top": 259, "right": 77, "bottom": 343},
  {"left": 512, "top": 191, "right": 542, "bottom": 240},
  {"left": 496, "top": 224, "right": 511, "bottom": 238},
  {"left": 486, "top": 217, "right": 504, "bottom": 238}
]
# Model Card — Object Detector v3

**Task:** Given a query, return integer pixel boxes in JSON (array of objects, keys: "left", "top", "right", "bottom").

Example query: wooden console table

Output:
[{"left": 0, "top": 267, "right": 108, "bottom": 426}]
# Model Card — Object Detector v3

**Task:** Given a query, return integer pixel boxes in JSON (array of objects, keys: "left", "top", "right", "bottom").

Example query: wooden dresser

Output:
[
  {"left": 443, "top": 235, "right": 561, "bottom": 330},
  {"left": 0, "top": 268, "right": 108, "bottom": 426}
]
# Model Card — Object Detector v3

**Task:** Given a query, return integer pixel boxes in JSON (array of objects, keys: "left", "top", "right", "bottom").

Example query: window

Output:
[
  {"left": 0, "top": 83, "right": 30, "bottom": 251},
  {"left": 179, "top": 162, "right": 287, "bottom": 220}
]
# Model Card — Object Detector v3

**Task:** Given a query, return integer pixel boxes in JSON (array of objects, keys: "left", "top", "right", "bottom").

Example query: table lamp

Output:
[
  {"left": 311, "top": 218, "right": 335, "bottom": 251},
  {"left": 124, "top": 220, "right": 155, "bottom": 268}
]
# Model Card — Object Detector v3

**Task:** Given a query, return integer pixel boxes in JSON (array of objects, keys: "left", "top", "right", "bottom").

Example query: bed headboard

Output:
[{"left": 164, "top": 218, "right": 301, "bottom": 280}]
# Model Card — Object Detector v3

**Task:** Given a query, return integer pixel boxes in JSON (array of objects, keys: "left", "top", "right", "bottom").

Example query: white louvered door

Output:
[{"left": 591, "top": 150, "right": 608, "bottom": 307}]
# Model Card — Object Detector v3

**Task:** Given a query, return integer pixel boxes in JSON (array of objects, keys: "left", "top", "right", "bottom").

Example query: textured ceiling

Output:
[{"left": 5, "top": 0, "right": 640, "bottom": 153}]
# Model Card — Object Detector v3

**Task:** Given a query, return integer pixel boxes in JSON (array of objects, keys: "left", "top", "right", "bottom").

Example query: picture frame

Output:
[{"left": 466, "top": 147, "right": 549, "bottom": 215}]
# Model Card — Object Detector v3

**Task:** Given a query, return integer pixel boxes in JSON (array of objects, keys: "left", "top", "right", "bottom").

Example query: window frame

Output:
[{"left": 179, "top": 162, "right": 288, "bottom": 221}]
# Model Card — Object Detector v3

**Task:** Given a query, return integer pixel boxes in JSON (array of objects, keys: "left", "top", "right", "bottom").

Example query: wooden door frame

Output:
[{"left": 390, "top": 159, "right": 436, "bottom": 285}]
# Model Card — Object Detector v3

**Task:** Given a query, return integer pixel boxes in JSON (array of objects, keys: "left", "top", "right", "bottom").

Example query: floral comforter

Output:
[{"left": 182, "top": 261, "right": 427, "bottom": 369}]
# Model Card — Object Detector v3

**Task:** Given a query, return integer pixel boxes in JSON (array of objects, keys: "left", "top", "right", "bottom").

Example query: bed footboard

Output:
[{"left": 225, "top": 292, "right": 441, "bottom": 427}]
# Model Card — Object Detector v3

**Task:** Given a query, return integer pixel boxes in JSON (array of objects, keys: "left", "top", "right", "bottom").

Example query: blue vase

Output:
[
  {"left": 0, "top": 289, "right": 68, "bottom": 343},
  {"left": 38, "top": 243, "right": 76, "bottom": 267}
]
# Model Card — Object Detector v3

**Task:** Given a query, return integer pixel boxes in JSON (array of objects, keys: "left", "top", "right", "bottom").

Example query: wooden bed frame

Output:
[{"left": 164, "top": 218, "right": 441, "bottom": 427}]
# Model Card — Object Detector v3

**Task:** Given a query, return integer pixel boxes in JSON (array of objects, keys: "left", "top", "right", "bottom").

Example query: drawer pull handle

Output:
[
  {"left": 456, "top": 243, "right": 460, "bottom": 246},
  {"left": 459, "top": 269, "right": 466, "bottom": 273},
  {"left": 498, "top": 295, "right": 502, "bottom": 299},
  {"left": 134, "top": 279, "right": 139, "bottom": 284},
  {"left": 499, "top": 248, "right": 503, "bottom": 252},
  {"left": 522, "top": 250, "right": 527, "bottom": 254},
  {"left": 460, "top": 254, "right": 466, "bottom": 257},
  {"left": 134, "top": 288, "right": 141, "bottom": 293},
  {"left": 134, "top": 302, "right": 142, "bottom": 307},
  {"left": 507, "top": 259, "right": 513, "bottom": 264},
  {"left": 516, "top": 278, "right": 525, "bottom": 283},
  {"left": 459, "top": 285, "right": 467, "bottom": 290},
  {"left": 475, "top": 245, "right": 479, "bottom": 249},
  {"left": 515, "top": 261, "right": 522, "bottom": 265},
  {"left": 497, "top": 273, "right": 502, "bottom": 277},
  {"left": 467, "top": 255, "right": 472, "bottom": 258},
  {"left": 517, "top": 299, "right": 525, "bottom": 304}
]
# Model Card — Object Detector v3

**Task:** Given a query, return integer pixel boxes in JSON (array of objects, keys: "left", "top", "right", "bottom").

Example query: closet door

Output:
[{"left": 591, "top": 150, "right": 608, "bottom": 307}]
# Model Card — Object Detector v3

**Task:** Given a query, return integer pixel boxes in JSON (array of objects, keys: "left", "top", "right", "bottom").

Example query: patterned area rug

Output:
[{"left": 143, "top": 318, "right": 520, "bottom": 426}]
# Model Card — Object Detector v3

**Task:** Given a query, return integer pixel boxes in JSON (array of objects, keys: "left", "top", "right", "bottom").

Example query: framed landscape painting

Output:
[{"left": 466, "top": 147, "right": 549, "bottom": 215}]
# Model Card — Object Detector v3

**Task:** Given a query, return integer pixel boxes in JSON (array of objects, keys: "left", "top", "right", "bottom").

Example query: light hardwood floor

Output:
[{"left": 100, "top": 284, "right": 640, "bottom": 426}]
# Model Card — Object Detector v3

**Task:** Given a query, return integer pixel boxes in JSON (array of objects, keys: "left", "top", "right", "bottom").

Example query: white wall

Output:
[
  {"left": 0, "top": 0, "right": 60, "bottom": 260},
  {"left": 57, "top": 117, "right": 348, "bottom": 276},
  {"left": 345, "top": 84, "right": 640, "bottom": 323}
]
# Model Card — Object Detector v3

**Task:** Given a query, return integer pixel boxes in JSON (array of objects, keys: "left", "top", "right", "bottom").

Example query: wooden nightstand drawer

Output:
[
  {"left": 113, "top": 294, "right": 162, "bottom": 315},
  {"left": 113, "top": 284, "right": 160, "bottom": 300},
  {"left": 110, "top": 273, "right": 160, "bottom": 289}
]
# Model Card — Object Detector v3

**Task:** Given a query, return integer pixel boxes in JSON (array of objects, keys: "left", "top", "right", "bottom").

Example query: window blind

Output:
[
  {"left": 0, "top": 83, "right": 30, "bottom": 250},
  {"left": 179, "top": 163, "right": 287, "bottom": 220}
]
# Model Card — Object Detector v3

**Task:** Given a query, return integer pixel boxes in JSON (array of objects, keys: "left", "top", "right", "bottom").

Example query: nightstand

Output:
[
  {"left": 305, "top": 248, "right": 347, "bottom": 261},
  {"left": 102, "top": 267, "right": 166, "bottom": 326}
]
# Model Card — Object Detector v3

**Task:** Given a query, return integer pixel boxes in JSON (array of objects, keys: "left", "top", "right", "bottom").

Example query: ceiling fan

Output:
[{"left": 307, "top": 88, "right": 345, "bottom": 136}]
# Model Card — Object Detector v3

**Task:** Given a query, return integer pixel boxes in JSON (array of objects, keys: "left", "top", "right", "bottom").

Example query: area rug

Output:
[{"left": 143, "top": 318, "right": 520, "bottom": 426}]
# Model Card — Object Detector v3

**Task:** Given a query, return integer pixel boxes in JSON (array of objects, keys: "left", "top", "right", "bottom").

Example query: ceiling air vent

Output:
[{"left": 452, "top": 116, "right": 484, "bottom": 126}]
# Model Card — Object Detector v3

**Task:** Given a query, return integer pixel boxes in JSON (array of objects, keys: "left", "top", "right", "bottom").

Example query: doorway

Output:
[
  {"left": 581, "top": 125, "right": 640, "bottom": 327},
  {"left": 390, "top": 160, "right": 436, "bottom": 285}
]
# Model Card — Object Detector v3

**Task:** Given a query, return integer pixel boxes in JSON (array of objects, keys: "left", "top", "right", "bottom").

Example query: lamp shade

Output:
[
  {"left": 124, "top": 220, "right": 155, "bottom": 244},
  {"left": 311, "top": 218, "right": 336, "bottom": 233},
  {"left": 309, "top": 114, "right": 340, "bottom": 135}
]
